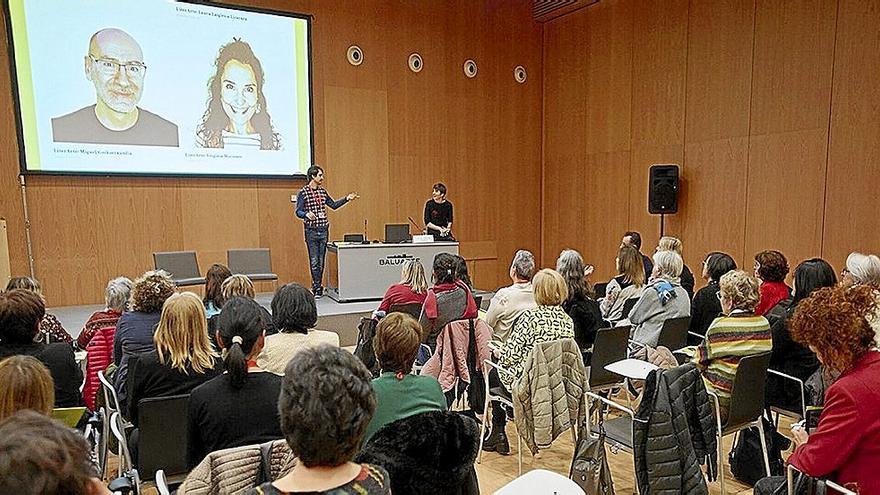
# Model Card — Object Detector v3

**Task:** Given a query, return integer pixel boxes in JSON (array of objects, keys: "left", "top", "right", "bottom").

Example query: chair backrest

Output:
[
  {"left": 589, "top": 326, "right": 630, "bottom": 389},
  {"left": 621, "top": 297, "right": 638, "bottom": 319},
  {"left": 388, "top": 302, "right": 422, "bottom": 320},
  {"left": 725, "top": 352, "right": 772, "bottom": 429},
  {"left": 227, "top": 248, "right": 273, "bottom": 276},
  {"left": 593, "top": 282, "right": 608, "bottom": 299},
  {"left": 657, "top": 316, "right": 691, "bottom": 350},
  {"left": 137, "top": 394, "right": 190, "bottom": 480},
  {"left": 473, "top": 295, "right": 483, "bottom": 308},
  {"left": 98, "top": 369, "right": 122, "bottom": 415},
  {"left": 153, "top": 251, "right": 202, "bottom": 283}
]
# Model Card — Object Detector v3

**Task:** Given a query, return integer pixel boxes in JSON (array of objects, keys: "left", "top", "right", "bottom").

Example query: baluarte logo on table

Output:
[{"left": 378, "top": 254, "right": 419, "bottom": 267}]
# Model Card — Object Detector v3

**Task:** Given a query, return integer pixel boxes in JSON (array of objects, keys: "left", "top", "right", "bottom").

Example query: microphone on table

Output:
[{"left": 363, "top": 219, "right": 369, "bottom": 243}]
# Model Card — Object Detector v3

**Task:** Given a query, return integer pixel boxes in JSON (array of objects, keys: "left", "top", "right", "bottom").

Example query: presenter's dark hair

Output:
[
  {"left": 706, "top": 252, "right": 737, "bottom": 282},
  {"left": 216, "top": 297, "right": 264, "bottom": 389},
  {"left": 792, "top": 258, "right": 837, "bottom": 306},
  {"left": 204, "top": 264, "right": 232, "bottom": 308},
  {"left": 271, "top": 283, "right": 318, "bottom": 334},
  {"left": 623, "top": 231, "right": 642, "bottom": 250},
  {"left": 196, "top": 38, "right": 280, "bottom": 150},
  {"left": 307, "top": 165, "right": 323, "bottom": 181},
  {"left": 432, "top": 253, "right": 458, "bottom": 285},
  {"left": 0, "top": 289, "right": 45, "bottom": 345},
  {"left": 432, "top": 183, "right": 447, "bottom": 196},
  {"left": 279, "top": 345, "right": 376, "bottom": 467}
]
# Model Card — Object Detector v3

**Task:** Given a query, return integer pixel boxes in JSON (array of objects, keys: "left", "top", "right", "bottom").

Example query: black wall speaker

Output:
[{"left": 648, "top": 164, "right": 679, "bottom": 214}]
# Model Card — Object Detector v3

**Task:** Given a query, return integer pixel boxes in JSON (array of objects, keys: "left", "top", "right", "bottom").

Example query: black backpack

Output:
[{"left": 729, "top": 414, "right": 787, "bottom": 485}]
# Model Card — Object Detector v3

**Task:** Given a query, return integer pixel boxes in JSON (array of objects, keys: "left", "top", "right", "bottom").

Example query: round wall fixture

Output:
[
  {"left": 463, "top": 59, "right": 477, "bottom": 78},
  {"left": 347, "top": 45, "right": 364, "bottom": 66},
  {"left": 514, "top": 65, "right": 527, "bottom": 83},
  {"left": 408, "top": 53, "right": 423, "bottom": 73}
]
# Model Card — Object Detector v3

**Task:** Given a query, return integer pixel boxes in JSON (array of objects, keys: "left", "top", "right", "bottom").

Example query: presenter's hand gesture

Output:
[
  {"left": 347, "top": 192, "right": 360, "bottom": 201},
  {"left": 306, "top": 211, "right": 317, "bottom": 221}
]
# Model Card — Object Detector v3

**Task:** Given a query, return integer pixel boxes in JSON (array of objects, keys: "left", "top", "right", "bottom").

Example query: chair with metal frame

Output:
[
  {"left": 477, "top": 339, "right": 585, "bottom": 476},
  {"left": 388, "top": 302, "right": 422, "bottom": 320},
  {"left": 786, "top": 463, "right": 856, "bottom": 495},
  {"left": 708, "top": 351, "right": 774, "bottom": 494},
  {"left": 227, "top": 248, "right": 278, "bottom": 284},
  {"left": 767, "top": 368, "right": 808, "bottom": 422},
  {"left": 155, "top": 470, "right": 171, "bottom": 495},
  {"left": 98, "top": 370, "right": 131, "bottom": 478},
  {"left": 110, "top": 411, "right": 134, "bottom": 477},
  {"left": 588, "top": 326, "right": 630, "bottom": 393},
  {"left": 656, "top": 315, "right": 691, "bottom": 351}
]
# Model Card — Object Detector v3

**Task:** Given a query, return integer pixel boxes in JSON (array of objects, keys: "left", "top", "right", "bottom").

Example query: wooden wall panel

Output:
[
  {"left": 823, "top": 0, "right": 880, "bottom": 269},
  {"left": 0, "top": 0, "right": 544, "bottom": 305}
]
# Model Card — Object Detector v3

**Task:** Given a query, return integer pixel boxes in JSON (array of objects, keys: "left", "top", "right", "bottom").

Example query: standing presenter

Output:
[
  {"left": 424, "top": 182, "right": 455, "bottom": 241},
  {"left": 295, "top": 165, "right": 358, "bottom": 297}
]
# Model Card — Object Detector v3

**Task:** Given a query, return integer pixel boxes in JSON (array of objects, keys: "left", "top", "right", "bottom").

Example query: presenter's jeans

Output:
[{"left": 305, "top": 226, "right": 329, "bottom": 291}]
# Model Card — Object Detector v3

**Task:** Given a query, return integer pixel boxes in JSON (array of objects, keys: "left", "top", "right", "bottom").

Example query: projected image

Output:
[
  {"left": 7, "top": 0, "right": 312, "bottom": 177},
  {"left": 196, "top": 39, "right": 280, "bottom": 150},
  {"left": 51, "top": 28, "right": 179, "bottom": 147}
]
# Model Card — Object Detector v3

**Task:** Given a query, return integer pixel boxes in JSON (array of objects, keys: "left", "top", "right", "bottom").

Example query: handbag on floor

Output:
[{"left": 569, "top": 421, "right": 615, "bottom": 495}]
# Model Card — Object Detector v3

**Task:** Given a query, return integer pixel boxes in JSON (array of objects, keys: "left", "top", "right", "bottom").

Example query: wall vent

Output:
[{"left": 533, "top": 0, "right": 599, "bottom": 22}]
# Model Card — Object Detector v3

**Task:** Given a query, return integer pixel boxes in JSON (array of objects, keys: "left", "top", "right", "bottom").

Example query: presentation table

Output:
[{"left": 326, "top": 241, "right": 459, "bottom": 302}]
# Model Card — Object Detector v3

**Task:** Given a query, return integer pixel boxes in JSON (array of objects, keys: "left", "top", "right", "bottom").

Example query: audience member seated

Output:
[
  {"left": 113, "top": 270, "right": 175, "bottom": 408},
  {"left": 753, "top": 250, "right": 791, "bottom": 316},
  {"left": 689, "top": 252, "right": 736, "bottom": 341},
  {"left": 5, "top": 277, "right": 72, "bottom": 344},
  {"left": 375, "top": 259, "right": 428, "bottom": 317},
  {"left": 419, "top": 253, "right": 478, "bottom": 350},
  {"left": 484, "top": 269, "right": 575, "bottom": 454},
  {"left": 0, "top": 290, "right": 82, "bottom": 407},
  {"left": 840, "top": 251, "right": 880, "bottom": 344},
  {"left": 246, "top": 345, "right": 391, "bottom": 495},
  {"left": 454, "top": 254, "right": 476, "bottom": 293},
  {"left": 484, "top": 249, "right": 537, "bottom": 345},
  {"left": 203, "top": 263, "right": 232, "bottom": 318},
  {"left": 187, "top": 297, "right": 282, "bottom": 468},
  {"left": 766, "top": 259, "right": 836, "bottom": 412},
  {"left": 126, "top": 292, "right": 222, "bottom": 428},
  {"left": 629, "top": 250, "right": 690, "bottom": 348},
  {"left": 656, "top": 236, "right": 695, "bottom": 299},
  {"left": 207, "top": 274, "right": 276, "bottom": 345},
  {"left": 621, "top": 231, "right": 653, "bottom": 281},
  {"left": 76, "top": 276, "right": 132, "bottom": 350},
  {"left": 754, "top": 285, "right": 880, "bottom": 494},
  {"left": 363, "top": 313, "right": 446, "bottom": 445},
  {"left": 258, "top": 283, "right": 339, "bottom": 375},
  {"left": 689, "top": 270, "right": 771, "bottom": 423},
  {"left": 0, "top": 410, "right": 112, "bottom": 495},
  {"left": 556, "top": 249, "right": 602, "bottom": 351},
  {"left": 0, "top": 355, "right": 54, "bottom": 422},
  {"left": 600, "top": 245, "right": 646, "bottom": 324}
]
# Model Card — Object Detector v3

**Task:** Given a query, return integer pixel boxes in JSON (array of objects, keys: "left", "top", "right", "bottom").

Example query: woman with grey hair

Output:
[
  {"left": 76, "top": 276, "right": 133, "bottom": 349},
  {"left": 556, "top": 249, "right": 603, "bottom": 351},
  {"left": 841, "top": 252, "right": 880, "bottom": 344},
  {"left": 485, "top": 250, "right": 537, "bottom": 345},
  {"left": 628, "top": 250, "right": 690, "bottom": 348}
]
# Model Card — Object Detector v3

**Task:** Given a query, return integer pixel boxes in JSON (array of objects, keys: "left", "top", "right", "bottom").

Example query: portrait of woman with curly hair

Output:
[{"left": 196, "top": 39, "right": 280, "bottom": 150}]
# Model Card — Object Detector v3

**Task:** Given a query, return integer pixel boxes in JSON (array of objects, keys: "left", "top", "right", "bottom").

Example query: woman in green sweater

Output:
[{"left": 363, "top": 313, "right": 446, "bottom": 445}]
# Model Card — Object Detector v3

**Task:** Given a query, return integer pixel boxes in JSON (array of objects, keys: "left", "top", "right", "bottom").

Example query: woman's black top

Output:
[
  {"left": 126, "top": 350, "right": 223, "bottom": 427},
  {"left": 0, "top": 342, "right": 82, "bottom": 407},
  {"left": 424, "top": 200, "right": 453, "bottom": 235},
  {"left": 562, "top": 293, "right": 603, "bottom": 349},
  {"left": 186, "top": 371, "right": 283, "bottom": 469},
  {"left": 680, "top": 264, "right": 695, "bottom": 300},
  {"left": 688, "top": 281, "right": 722, "bottom": 344},
  {"left": 766, "top": 307, "right": 820, "bottom": 411}
]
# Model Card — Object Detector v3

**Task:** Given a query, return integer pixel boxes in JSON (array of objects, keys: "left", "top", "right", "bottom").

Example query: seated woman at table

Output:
[
  {"left": 690, "top": 270, "right": 772, "bottom": 423},
  {"left": 754, "top": 285, "right": 880, "bottom": 494},
  {"left": 374, "top": 259, "right": 428, "bottom": 318}
]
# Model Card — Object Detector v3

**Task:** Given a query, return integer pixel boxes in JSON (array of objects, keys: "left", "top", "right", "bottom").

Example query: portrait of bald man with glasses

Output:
[{"left": 52, "top": 28, "right": 179, "bottom": 146}]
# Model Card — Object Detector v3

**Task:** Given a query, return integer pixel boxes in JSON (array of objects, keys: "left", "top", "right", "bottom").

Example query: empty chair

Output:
[
  {"left": 588, "top": 326, "right": 630, "bottom": 392},
  {"left": 227, "top": 248, "right": 278, "bottom": 282},
  {"left": 657, "top": 315, "right": 691, "bottom": 350},
  {"left": 153, "top": 251, "right": 205, "bottom": 286},
  {"left": 137, "top": 394, "right": 189, "bottom": 483}
]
